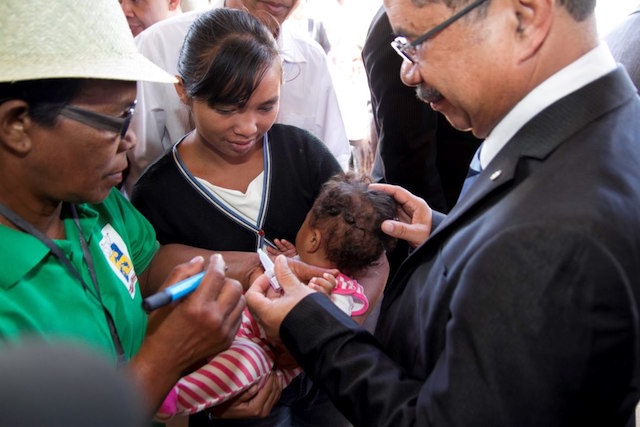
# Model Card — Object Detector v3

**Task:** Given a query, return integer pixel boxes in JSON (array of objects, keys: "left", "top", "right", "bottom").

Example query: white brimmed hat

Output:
[{"left": 0, "top": 0, "right": 177, "bottom": 84}]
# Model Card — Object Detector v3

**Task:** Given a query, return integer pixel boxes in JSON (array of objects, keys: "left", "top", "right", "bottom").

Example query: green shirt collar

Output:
[{"left": 0, "top": 203, "right": 100, "bottom": 288}]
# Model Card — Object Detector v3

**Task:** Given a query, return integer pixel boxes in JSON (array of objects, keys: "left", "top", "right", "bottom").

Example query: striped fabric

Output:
[{"left": 155, "top": 275, "right": 367, "bottom": 421}]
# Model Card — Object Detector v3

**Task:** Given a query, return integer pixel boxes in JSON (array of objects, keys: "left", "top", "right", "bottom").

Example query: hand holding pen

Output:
[
  {"left": 143, "top": 250, "right": 283, "bottom": 311},
  {"left": 136, "top": 254, "right": 245, "bottom": 404},
  {"left": 142, "top": 254, "right": 239, "bottom": 311}
]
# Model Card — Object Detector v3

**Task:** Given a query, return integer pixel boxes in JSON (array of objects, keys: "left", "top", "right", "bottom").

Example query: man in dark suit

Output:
[
  {"left": 246, "top": 0, "right": 640, "bottom": 425},
  {"left": 606, "top": 6, "right": 640, "bottom": 89},
  {"left": 363, "top": 6, "right": 482, "bottom": 282}
]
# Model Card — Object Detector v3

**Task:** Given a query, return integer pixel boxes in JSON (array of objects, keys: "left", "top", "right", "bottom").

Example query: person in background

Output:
[
  {"left": 124, "top": 0, "right": 350, "bottom": 195},
  {"left": 120, "top": 0, "right": 183, "bottom": 37},
  {"left": 0, "top": 0, "right": 307, "bottom": 422},
  {"left": 182, "top": 0, "right": 213, "bottom": 11},
  {"left": 606, "top": 5, "right": 640, "bottom": 90},
  {"left": 307, "top": 18, "right": 331, "bottom": 54},
  {"left": 286, "top": 1, "right": 331, "bottom": 54},
  {"left": 245, "top": 0, "right": 640, "bottom": 425},
  {"left": 130, "top": 8, "right": 370, "bottom": 426}
]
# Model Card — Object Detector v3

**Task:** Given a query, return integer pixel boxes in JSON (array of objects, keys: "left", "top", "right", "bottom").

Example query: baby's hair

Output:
[{"left": 309, "top": 172, "right": 398, "bottom": 276}]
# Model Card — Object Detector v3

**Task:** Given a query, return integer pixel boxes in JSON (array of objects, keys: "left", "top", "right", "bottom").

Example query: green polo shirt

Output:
[{"left": 0, "top": 189, "right": 159, "bottom": 363}]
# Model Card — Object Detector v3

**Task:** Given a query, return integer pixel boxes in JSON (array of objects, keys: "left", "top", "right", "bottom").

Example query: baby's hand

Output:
[
  {"left": 308, "top": 273, "right": 337, "bottom": 297},
  {"left": 266, "top": 239, "right": 298, "bottom": 258}
]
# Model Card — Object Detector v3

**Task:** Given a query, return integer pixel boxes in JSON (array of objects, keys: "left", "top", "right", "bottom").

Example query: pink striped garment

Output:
[{"left": 155, "top": 273, "right": 366, "bottom": 422}]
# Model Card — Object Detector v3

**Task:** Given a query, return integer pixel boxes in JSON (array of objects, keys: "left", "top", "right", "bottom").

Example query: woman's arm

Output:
[{"left": 138, "top": 244, "right": 263, "bottom": 296}]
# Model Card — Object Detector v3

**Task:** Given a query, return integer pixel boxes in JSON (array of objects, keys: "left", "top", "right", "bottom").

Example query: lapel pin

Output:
[{"left": 490, "top": 170, "right": 502, "bottom": 181}]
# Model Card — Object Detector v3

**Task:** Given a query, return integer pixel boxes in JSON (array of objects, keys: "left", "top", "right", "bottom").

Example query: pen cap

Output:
[{"left": 142, "top": 292, "right": 172, "bottom": 312}]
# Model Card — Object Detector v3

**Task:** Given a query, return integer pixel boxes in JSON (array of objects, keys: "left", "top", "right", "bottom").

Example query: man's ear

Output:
[
  {"left": 0, "top": 100, "right": 33, "bottom": 155},
  {"left": 174, "top": 76, "right": 191, "bottom": 106},
  {"left": 513, "top": 0, "right": 553, "bottom": 63}
]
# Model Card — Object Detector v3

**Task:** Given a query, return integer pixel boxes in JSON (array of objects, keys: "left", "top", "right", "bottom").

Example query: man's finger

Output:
[{"left": 273, "top": 255, "right": 300, "bottom": 289}]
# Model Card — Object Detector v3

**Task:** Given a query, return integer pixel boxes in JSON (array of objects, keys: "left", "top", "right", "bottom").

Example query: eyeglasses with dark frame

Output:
[
  {"left": 58, "top": 100, "right": 137, "bottom": 139},
  {"left": 391, "top": 0, "right": 489, "bottom": 64}
]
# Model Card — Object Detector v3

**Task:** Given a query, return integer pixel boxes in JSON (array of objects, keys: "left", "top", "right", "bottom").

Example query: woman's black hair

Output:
[
  {"left": 0, "top": 79, "right": 82, "bottom": 126},
  {"left": 177, "top": 8, "right": 281, "bottom": 109}
]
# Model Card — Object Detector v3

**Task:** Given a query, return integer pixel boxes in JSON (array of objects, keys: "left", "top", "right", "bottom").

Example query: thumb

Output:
[
  {"left": 381, "top": 219, "right": 424, "bottom": 248},
  {"left": 273, "top": 254, "right": 301, "bottom": 290},
  {"left": 381, "top": 219, "right": 405, "bottom": 239}
]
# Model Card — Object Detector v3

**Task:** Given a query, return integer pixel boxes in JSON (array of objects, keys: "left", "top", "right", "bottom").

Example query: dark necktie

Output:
[{"left": 457, "top": 144, "right": 483, "bottom": 203}]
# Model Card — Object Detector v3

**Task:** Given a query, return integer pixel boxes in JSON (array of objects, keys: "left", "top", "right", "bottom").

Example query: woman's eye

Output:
[{"left": 214, "top": 107, "right": 236, "bottom": 115}]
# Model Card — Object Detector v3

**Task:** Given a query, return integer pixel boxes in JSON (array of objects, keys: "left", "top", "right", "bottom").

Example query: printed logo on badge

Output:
[{"left": 99, "top": 224, "right": 137, "bottom": 299}]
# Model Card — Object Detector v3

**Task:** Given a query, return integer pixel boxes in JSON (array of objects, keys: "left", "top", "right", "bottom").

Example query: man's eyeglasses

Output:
[
  {"left": 391, "top": 0, "right": 489, "bottom": 64},
  {"left": 58, "top": 100, "right": 137, "bottom": 139}
]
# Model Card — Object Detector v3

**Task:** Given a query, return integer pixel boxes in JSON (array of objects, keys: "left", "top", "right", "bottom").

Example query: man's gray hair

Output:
[{"left": 411, "top": 0, "right": 595, "bottom": 22}]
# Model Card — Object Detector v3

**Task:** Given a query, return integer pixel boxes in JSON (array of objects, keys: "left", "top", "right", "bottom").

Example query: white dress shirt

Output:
[
  {"left": 480, "top": 43, "right": 617, "bottom": 169},
  {"left": 125, "top": 5, "right": 350, "bottom": 195}
]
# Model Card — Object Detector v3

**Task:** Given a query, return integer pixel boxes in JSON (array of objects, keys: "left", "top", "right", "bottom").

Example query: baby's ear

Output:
[{"left": 305, "top": 229, "right": 322, "bottom": 254}]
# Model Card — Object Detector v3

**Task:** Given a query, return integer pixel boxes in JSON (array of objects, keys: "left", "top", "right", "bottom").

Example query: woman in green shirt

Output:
[{"left": 0, "top": 0, "right": 285, "bottom": 419}]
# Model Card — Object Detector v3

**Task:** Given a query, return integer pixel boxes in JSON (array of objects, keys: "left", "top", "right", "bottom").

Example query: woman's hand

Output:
[
  {"left": 207, "top": 371, "right": 282, "bottom": 419},
  {"left": 369, "top": 183, "right": 433, "bottom": 248},
  {"left": 128, "top": 254, "right": 245, "bottom": 414}
]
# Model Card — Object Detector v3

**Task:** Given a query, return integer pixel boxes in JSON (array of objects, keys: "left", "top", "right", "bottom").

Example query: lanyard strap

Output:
[{"left": 0, "top": 201, "right": 127, "bottom": 366}]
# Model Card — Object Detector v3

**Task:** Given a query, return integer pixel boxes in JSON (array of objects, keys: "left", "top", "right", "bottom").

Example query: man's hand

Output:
[
  {"left": 285, "top": 256, "right": 339, "bottom": 284},
  {"left": 369, "top": 183, "right": 432, "bottom": 248},
  {"left": 245, "top": 255, "right": 315, "bottom": 342}
]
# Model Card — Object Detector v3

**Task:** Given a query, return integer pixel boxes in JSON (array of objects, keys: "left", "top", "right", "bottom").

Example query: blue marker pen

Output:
[{"left": 142, "top": 271, "right": 205, "bottom": 312}]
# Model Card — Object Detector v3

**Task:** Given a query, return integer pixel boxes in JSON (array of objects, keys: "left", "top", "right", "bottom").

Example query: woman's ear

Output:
[
  {"left": 174, "top": 76, "right": 191, "bottom": 106},
  {"left": 0, "top": 100, "right": 33, "bottom": 155}
]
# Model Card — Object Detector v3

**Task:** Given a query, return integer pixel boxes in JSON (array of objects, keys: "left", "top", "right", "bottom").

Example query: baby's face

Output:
[{"left": 295, "top": 212, "right": 313, "bottom": 253}]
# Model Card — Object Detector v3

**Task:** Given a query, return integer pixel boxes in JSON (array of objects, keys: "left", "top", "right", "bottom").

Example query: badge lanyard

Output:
[{"left": 0, "top": 201, "right": 127, "bottom": 366}]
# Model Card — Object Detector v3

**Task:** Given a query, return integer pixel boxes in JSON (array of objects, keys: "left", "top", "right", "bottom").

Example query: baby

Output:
[{"left": 156, "top": 172, "right": 397, "bottom": 421}]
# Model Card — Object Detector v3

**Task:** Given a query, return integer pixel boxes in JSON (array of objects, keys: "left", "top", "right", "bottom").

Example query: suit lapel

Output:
[
  {"left": 432, "top": 67, "right": 636, "bottom": 241},
  {"left": 383, "top": 67, "right": 637, "bottom": 305}
]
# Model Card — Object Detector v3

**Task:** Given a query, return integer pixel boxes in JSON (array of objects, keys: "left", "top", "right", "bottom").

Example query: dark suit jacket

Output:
[
  {"left": 280, "top": 68, "right": 640, "bottom": 426},
  {"left": 362, "top": 6, "right": 482, "bottom": 213}
]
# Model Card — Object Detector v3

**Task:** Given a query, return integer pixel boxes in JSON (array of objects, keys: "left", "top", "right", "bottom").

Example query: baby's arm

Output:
[{"left": 309, "top": 273, "right": 370, "bottom": 325}]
